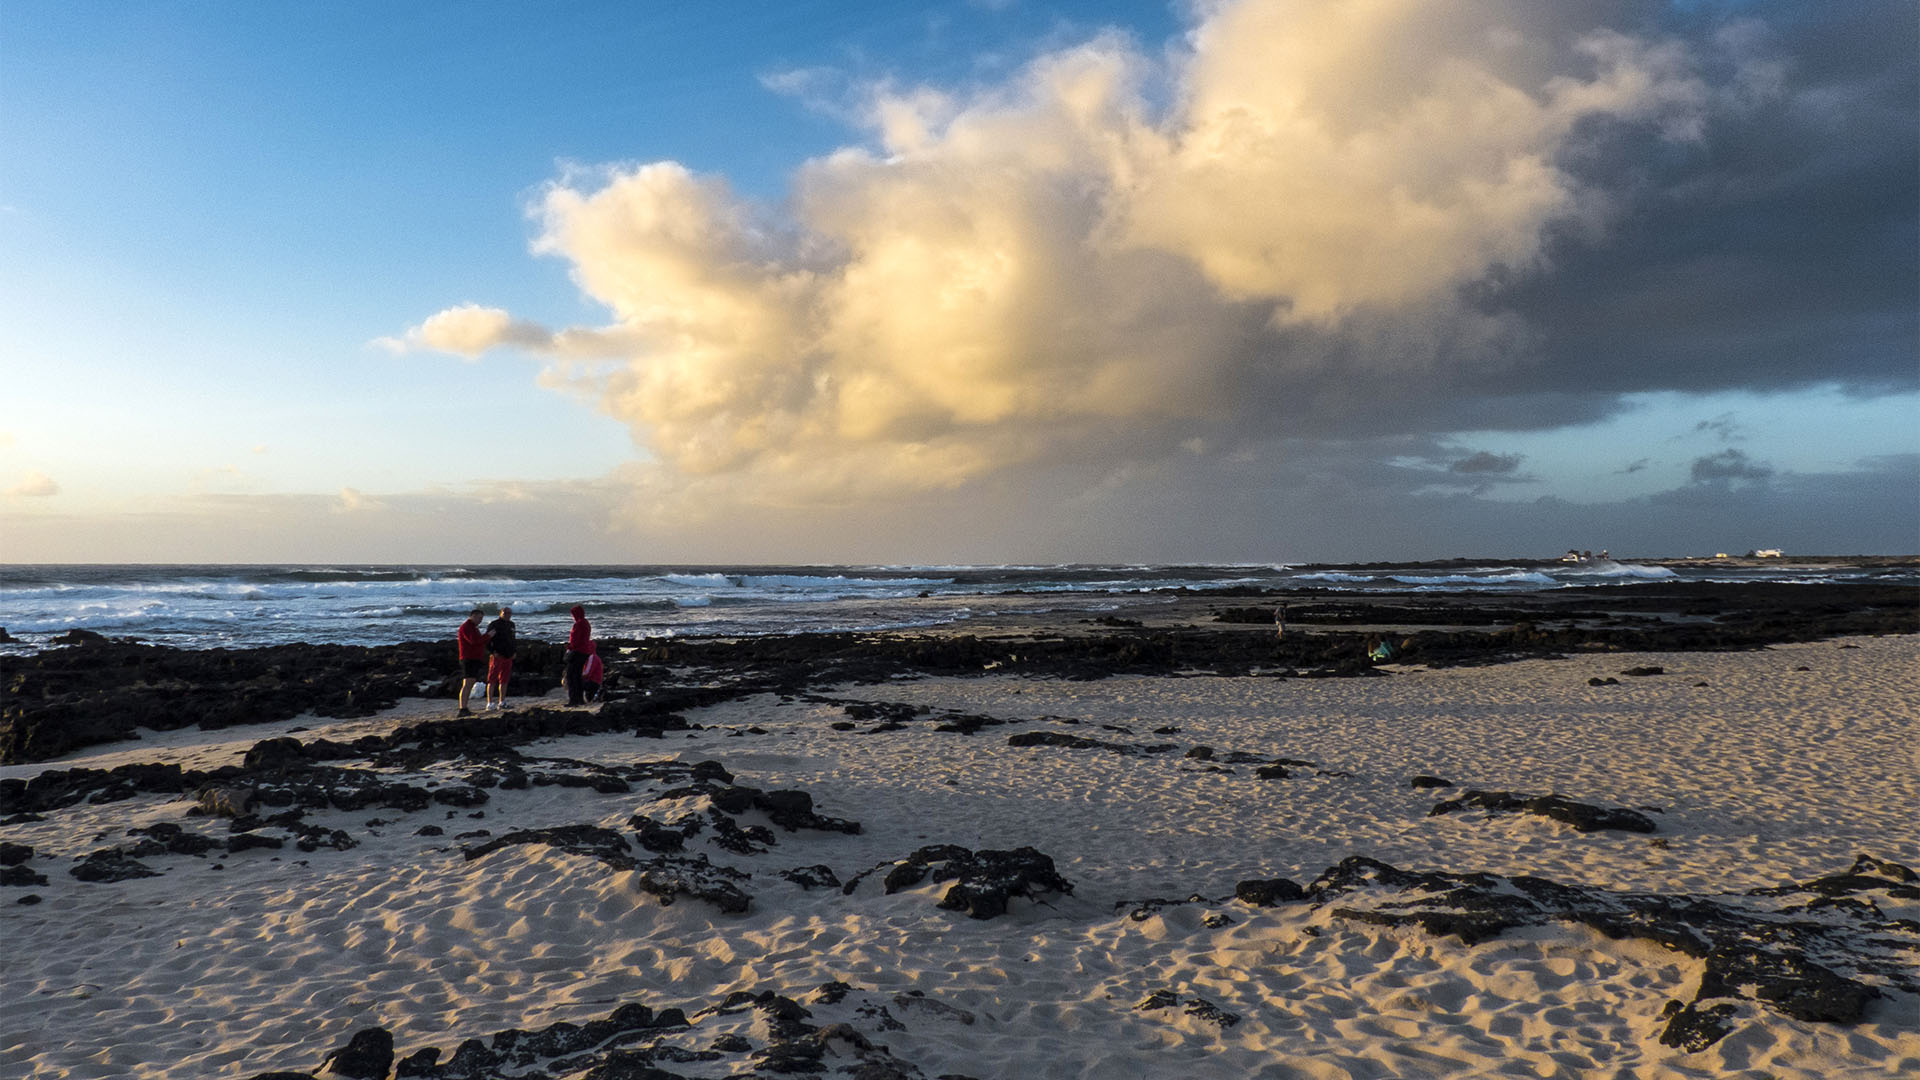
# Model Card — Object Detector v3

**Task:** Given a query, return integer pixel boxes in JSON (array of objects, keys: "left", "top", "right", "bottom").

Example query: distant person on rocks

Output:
[
  {"left": 484, "top": 606, "right": 516, "bottom": 711},
  {"left": 581, "top": 640, "right": 604, "bottom": 704},
  {"left": 1275, "top": 603, "right": 1288, "bottom": 640},
  {"left": 456, "top": 607, "right": 489, "bottom": 716},
  {"left": 564, "top": 604, "right": 592, "bottom": 706}
]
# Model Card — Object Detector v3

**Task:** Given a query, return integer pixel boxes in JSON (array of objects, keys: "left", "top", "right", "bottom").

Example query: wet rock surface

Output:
[{"left": 1429, "top": 789, "right": 1660, "bottom": 833}]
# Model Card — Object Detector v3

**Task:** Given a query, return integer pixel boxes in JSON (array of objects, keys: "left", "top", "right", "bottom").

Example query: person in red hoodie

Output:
[
  {"left": 564, "top": 604, "right": 592, "bottom": 706},
  {"left": 455, "top": 607, "right": 489, "bottom": 716}
]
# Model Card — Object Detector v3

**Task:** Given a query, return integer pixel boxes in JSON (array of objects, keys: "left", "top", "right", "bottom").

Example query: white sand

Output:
[{"left": 2, "top": 636, "right": 1916, "bottom": 1078}]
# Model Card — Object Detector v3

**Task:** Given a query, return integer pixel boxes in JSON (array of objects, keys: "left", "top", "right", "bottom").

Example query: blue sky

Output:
[{"left": 1, "top": 1, "right": 1914, "bottom": 562}]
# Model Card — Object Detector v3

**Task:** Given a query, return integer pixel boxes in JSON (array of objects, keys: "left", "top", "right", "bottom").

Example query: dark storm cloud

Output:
[
  {"left": 1485, "top": 0, "right": 1918, "bottom": 407},
  {"left": 1690, "top": 448, "right": 1775, "bottom": 484},
  {"left": 1693, "top": 414, "right": 1742, "bottom": 441},
  {"left": 1450, "top": 452, "right": 1525, "bottom": 475}
]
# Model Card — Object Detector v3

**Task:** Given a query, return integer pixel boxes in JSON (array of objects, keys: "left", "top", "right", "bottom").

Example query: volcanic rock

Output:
[
  {"left": 1, "top": 864, "right": 49, "bottom": 887},
  {"left": 1428, "top": 789, "right": 1658, "bottom": 833},
  {"left": 320, "top": 1027, "right": 393, "bottom": 1079},
  {"left": 859, "top": 844, "right": 1073, "bottom": 919},
  {"left": 463, "top": 825, "right": 636, "bottom": 871},
  {"left": 70, "top": 849, "right": 161, "bottom": 882},
  {"left": 1290, "top": 854, "right": 1920, "bottom": 1050}
]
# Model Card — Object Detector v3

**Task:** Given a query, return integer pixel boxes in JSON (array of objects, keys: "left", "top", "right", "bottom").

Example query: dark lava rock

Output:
[
  {"left": 2, "top": 761, "right": 214, "bottom": 816},
  {"left": 628, "top": 814, "right": 688, "bottom": 853},
  {"left": 429, "top": 784, "right": 488, "bottom": 808},
  {"left": 654, "top": 779, "right": 860, "bottom": 839},
  {"left": 1136, "top": 989, "right": 1241, "bottom": 1028},
  {"left": 245, "top": 737, "right": 310, "bottom": 772},
  {"left": 637, "top": 854, "right": 752, "bottom": 914},
  {"left": 413, "top": 826, "right": 443, "bottom": 838},
  {"left": 1429, "top": 789, "right": 1658, "bottom": 833},
  {"left": 320, "top": 1027, "right": 393, "bottom": 1079},
  {"left": 1005, "top": 731, "right": 1177, "bottom": 756},
  {"left": 390, "top": 1001, "right": 686, "bottom": 1078},
  {"left": 70, "top": 849, "right": 161, "bottom": 882},
  {"left": 842, "top": 701, "right": 925, "bottom": 724},
  {"left": 1289, "top": 854, "right": 1920, "bottom": 1050},
  {"left": 1588, "top": 676, "right": 1621, "bottom": 686},
  {"left": 1119, "top": 894, "right": 1210, "bottom": 921},
  {"left": 227, "top": 833, "right": 286, "bottom": 853},
  {"left": 464, "top": 825, "right": 636, "bottom": 871},
  {"left": 16, "top": 892, "right": 43, "bottom": 904},
  {"left": 1409, "top": 775, "right": 1453, "bottom": 789},
  {"left": 931, "top": 712, "right": 1006, "bottom": 735},
  {"left": 1234, "top": 878, "right": 1306, "bottom": 907},
  {"left": 1622, "top": 666, "right": 1666, "bottom": 676},
  {"left": 1, "top": 864, "right": 49, "bottom": 887},
  {"left": 1659, "top": 999, "right": 1740, "bottom": 1053},
  {"left": 246, "top": 1073, "right": 320, "bottom": 1080},
  {"left": 780, "top": 864, "right": 842, "bottom": 890},
  {"left": 859, "top": 844, "right": 1073, "bottom": 919},
  {"left": 0, "top": 638, "right": 572, "bottom": 766},
  {"left": 812, "top": 981, "right": 855, "bottom": 1005},
  {"left": 128, "top": 822, "right": 217, "bottom": 856},
  {"left": 1748, "top": 853, "right": 1920, "bottom": 901},
  {"left": 0, "top": 841, "right": 31, "bottom": 865}
]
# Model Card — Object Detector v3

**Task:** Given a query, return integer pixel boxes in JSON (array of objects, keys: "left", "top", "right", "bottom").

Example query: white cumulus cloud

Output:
[
  {"left": 6, "top": 471, "right": 60, "bottom": 498},
  {"left": 393, "top": 0, "right": 1751, "bottom": 512}
]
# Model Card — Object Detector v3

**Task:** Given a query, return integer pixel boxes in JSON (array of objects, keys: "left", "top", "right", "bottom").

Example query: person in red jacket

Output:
[
  {"left": 564, "top": 604, "right": 592, "bottom": 706},
  {"left": 455, "top": 607, "right": 489, "bottom": 716}
]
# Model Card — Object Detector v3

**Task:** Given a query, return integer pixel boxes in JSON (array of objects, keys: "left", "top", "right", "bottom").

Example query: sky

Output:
[{"left": 1, "top": 0, "right": 1914, "bottom": 564}]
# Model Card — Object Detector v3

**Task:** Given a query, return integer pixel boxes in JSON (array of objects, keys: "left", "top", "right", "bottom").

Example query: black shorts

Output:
[{"left": 462, "top": 657, "right": 486, "bottom": 679}]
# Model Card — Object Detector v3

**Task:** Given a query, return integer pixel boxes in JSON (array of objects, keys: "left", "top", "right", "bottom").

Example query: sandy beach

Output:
[{"left": 2, "top": 625, "right": 1916, "bottom": 1079}]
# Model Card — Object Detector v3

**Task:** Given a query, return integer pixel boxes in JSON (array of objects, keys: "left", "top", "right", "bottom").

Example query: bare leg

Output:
[{"left": 459, "top": 678, "right": 477, "bottom": 712}]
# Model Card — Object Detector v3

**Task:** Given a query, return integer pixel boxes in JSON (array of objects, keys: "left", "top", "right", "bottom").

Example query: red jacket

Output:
[
  {"left": 457, "top": 620, "right": 488, "bottom": 660},
  {"left": 567, "top": 606, "right": 592, "bottom": 652}
]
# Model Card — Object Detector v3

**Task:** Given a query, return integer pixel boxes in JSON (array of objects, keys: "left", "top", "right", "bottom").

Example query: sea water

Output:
[{"left": 0, "top": 561, "right": 1907, "bottom": 652}]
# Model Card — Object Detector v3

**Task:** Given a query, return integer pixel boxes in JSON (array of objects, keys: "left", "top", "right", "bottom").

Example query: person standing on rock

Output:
[
  {"left": 456, "top": 607, "right": 489, "bottom": 716},
  {"left": 484, "top": 606, "right": 516, "bottom": 711},
  {"left": 564, "top": 604, "right": 592, "bottom": 706}
]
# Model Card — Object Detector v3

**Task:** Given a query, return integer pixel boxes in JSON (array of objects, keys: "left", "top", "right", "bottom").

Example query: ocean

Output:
[{"left": 0, "top": 561, "right": 1910, "bottom": 652}]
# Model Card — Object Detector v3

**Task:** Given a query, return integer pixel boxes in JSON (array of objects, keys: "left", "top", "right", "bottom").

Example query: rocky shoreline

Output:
[{"left": 4, "top": 580, "right": 1912, "bottom": 767}]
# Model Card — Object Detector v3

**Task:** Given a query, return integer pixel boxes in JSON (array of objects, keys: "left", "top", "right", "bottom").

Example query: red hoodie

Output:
[
  {"left": 567, "top": 606, "right": 592, "bottom": 652},
  {"left": 457, "top": 619, "right": 487, "bottom": 660}
]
